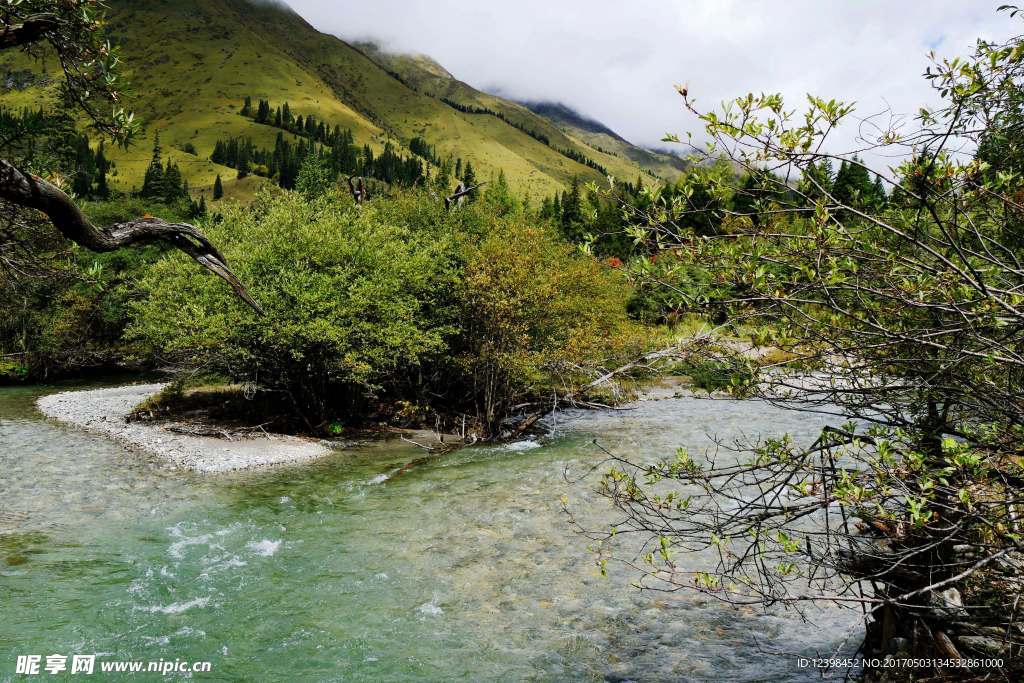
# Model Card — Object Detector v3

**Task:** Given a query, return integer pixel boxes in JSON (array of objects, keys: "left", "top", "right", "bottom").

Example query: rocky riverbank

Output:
[{"left": 36, "top": 383, "right": 332, "bottom": 473}]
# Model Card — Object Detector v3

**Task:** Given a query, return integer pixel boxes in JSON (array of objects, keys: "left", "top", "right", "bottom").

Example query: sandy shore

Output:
[{"left": 36, "top": 383, "right": 332, "bottom": 473}]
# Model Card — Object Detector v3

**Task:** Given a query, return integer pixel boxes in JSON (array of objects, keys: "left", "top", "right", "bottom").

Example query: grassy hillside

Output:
[
  {"left": 522, "top": 101, "right": 690, "bottom": 179},
  {"left": 0, "top": 0, "right": 674, "bottom": 199},
  {"left": 357, "top": 42, "right": 689, "bottom": 181}
]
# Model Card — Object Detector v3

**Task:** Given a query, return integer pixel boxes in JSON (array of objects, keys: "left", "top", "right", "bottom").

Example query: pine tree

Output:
[
  {"left": 71, "top": 134, "right": 95, "bottom": 197},
  {"left": 141, "top": 134, "right": 165, "bottom": 199},
  {"left": 732, "top": 171, "right": 769, "bottom": 225},
  {"left": 802, "top": 158, "right": 834, "bottom": 199},
  {"left": 94, "top": 141, "right": 109, "bottom": 198},
  {"left": 833, "top": 156, "right": 874, "bottom": 209},
  {"left": 256, "top": 99, "right": 271, "bottom": 124},
  {"left": 237, "top": 145, "right": 251, "bottom": 178},
  {"left": 213, "top": 174, "right": 224, "bottom": 200},
  {"left": 872, "top": 175, "right": 887, "bottom": 207},
  {"left": 241, "top": 96, "right": 253, "bottom": 117},
  {"left": 163, "top": 160, "right": 183, "bottom": 203},
  {"left": 561, "top": 176, "right": 583, "bottom": 231}
]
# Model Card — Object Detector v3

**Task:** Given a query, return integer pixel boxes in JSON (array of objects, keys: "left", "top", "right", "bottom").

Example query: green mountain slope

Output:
[
  {"left": 355, "top": 41, "right": 688, "bottom": 183},
  {"left": 0, "top": 0, "right": 676, "bottom": 199},
  {"left": 521, "top": 101, "right": 690, "bottom": 179}
]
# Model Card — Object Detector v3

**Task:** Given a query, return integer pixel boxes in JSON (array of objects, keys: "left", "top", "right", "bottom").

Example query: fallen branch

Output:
[
  {"left": 444, "top": 182, "right": 486, "bottom": 211},
  {"left": 347, "top": 176, "right": 366, "bottom": 205}
]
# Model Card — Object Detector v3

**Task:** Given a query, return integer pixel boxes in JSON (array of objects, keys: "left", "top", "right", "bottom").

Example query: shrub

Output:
[
  {"left": 451, "top": 219, "right": 639, "bottom": 434},
  {"left": 128, "top": 190, "right": 455, "bottom": 427},
  {"left": 0, "top": 196, "right": 193, "bottom": 380},
  {"left": 127, "top": 189, "right": 640, "bottom": 435}
]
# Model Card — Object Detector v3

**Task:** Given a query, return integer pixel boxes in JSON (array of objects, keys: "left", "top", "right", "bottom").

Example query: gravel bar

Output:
[{"left": 36, "top": 383, "right": 332, "bottom": 473}]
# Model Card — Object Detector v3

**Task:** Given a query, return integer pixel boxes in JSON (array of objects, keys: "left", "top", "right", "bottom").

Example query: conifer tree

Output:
[
  {"left": 163, "top": 160, "right": 183, "bottom": 203},
  {"left": 256, "top": 99, "right": 270, "bottom": 124},
  {"left": 71, "top": 134, "right": 95, "bottom": 197},
  {"left": 94, "top": 141, "right": 109, "bottom": 198},
  {"left": 801, "top": 158, "right": 834, "bottom": 199},
  {"left": 141, "top": 134, "right": 165, "bottom": 199},
  {"left": 213, "top": 174, "right": 224, "bottom": 200},
  {"left": 833, "top": 156, "right": 875, "bottom": 209},
  {"left": 561, "top": 177, "right": 584, "bottom": 239},
  {"left": 872, "top": 175, "right": 887, "bottom": 207}
]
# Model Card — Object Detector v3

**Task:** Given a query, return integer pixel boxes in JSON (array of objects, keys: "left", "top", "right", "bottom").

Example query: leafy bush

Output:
[
  {"left": 664, "top": 357, "right": 756, "bottom": 394},
  {"left": 0, "top": 196, "right": 193, "bottom": 381},
  {"left": 128, "top": 190, "right": 455, "bottom": 427},
  {"left": 452, "top": 218, "right": 639, "bottom": 434},
  {"left": 128, "top": 190, "right": 640, "bottom": 433}
]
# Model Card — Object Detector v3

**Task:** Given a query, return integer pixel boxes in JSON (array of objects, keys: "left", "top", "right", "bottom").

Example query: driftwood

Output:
[
  {"left": 0, "top": 158, "right": 263, "bottom": 313},
  {"left": 346, "top": 176, "right": 366, "bottom": 205},
  {"left": 444, "top": 182, "right": 485, "bottom": 211}
]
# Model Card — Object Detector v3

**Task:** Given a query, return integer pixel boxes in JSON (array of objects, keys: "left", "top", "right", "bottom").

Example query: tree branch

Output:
[
  {"left": 0, "top": 15, "right": 56, "bottom": 49},
  {"left": 0, "top": 158, "right": 263, "bottom": 314},
  {"left": 444, "top": 182, "right": 485, "bottom": 211}
]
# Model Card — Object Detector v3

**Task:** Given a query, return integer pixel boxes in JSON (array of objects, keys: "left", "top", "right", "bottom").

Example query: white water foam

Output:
[
  {"left": 140, "top": 596, "right": 211, "bottom": 615},
  {"left": 504, "top": 440, "right": 542, "bottom": 452},
  {"left": 248, "top": 539, "right": 282, "bottom": 557}
]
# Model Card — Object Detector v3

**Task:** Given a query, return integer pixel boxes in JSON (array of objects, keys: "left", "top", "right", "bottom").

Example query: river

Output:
[{"left": 1, "top": 382, "right": 861, "bottom": 682}]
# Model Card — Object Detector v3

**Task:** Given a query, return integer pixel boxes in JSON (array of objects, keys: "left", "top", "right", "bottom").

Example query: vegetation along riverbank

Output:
[{"left": 3, "top": 0, "right": 1024, "bottom": 680}]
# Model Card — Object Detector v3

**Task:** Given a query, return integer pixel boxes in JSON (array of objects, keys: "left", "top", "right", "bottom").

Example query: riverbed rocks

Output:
[{"left": 36, "top": 383, "right": 332, "bottom": 472}]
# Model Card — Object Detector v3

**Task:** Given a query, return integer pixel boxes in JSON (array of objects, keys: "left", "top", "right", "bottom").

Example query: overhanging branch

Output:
[
  {"left": 0, "top": 15, "right": 57, "bottom": 50},
  {"left": 0, "top": 158, "right": 263, "bottom": 314}
]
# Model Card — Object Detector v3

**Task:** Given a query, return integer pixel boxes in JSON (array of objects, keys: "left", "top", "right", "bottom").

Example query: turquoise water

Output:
[{"left": 0, "top": 383, "right": 860, "bottom": 682}]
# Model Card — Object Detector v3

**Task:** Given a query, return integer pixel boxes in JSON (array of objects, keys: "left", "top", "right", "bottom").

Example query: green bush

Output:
[
  {"left": 127, "top": 189, "right": 640, "bottom": 434},
  {"left": 128, "top": 190, "right": 455, "bottom": 427},
  {"left": 665, "top": 357, "right": 756, "bottom": 394},
  {"left": 452, "top": 218, "right": 639, "bottom": 434},
  {"left": 0, "top": 196, "right": 193, "bottom": 380}
]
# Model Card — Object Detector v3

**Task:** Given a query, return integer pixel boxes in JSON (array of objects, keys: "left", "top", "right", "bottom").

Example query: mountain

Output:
[
  {"left": 521, "top": 101, "right": 627, "bottom": 142},
  {"left": 354, "top": 41, "right": 688, "bottom": 182},
  {"left": 0, "top": 0, "right": 684, "bottom": 201},
  {"left": 521, "top": 101, "right": 690, "bottom": 179}
]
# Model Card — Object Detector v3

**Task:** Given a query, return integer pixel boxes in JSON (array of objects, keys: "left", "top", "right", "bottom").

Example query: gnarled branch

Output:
[
  {"left": 444, "top": 182, "right": 485, "bottom": 211},
  {"left": 0, "top": 158, "right": 263, "bottom": 313},
  {"left": 0, "top": 15, "right": 57, "bottom": 50},
  {"left": 346, "top": 175, "right": 366, "bottom": 205}
]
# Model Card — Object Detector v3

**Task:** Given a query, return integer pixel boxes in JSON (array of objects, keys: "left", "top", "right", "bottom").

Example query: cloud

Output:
[{"left": 283, "top": 0, "right": 1016, "bottom": 171}]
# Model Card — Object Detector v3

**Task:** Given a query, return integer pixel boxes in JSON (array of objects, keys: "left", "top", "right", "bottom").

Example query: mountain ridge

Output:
[{"left": 0, "top": 0, "right": 685, "bottom": 199}]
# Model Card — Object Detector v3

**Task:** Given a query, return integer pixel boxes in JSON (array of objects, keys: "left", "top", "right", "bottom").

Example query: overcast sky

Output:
[{"left": 284, "top": 1, "right": 1017, "bottom": 169}]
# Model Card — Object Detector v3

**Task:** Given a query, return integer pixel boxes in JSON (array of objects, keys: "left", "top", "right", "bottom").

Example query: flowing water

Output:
[{"left": 0, "top": 382, "right": 861, "bottom": 682}]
